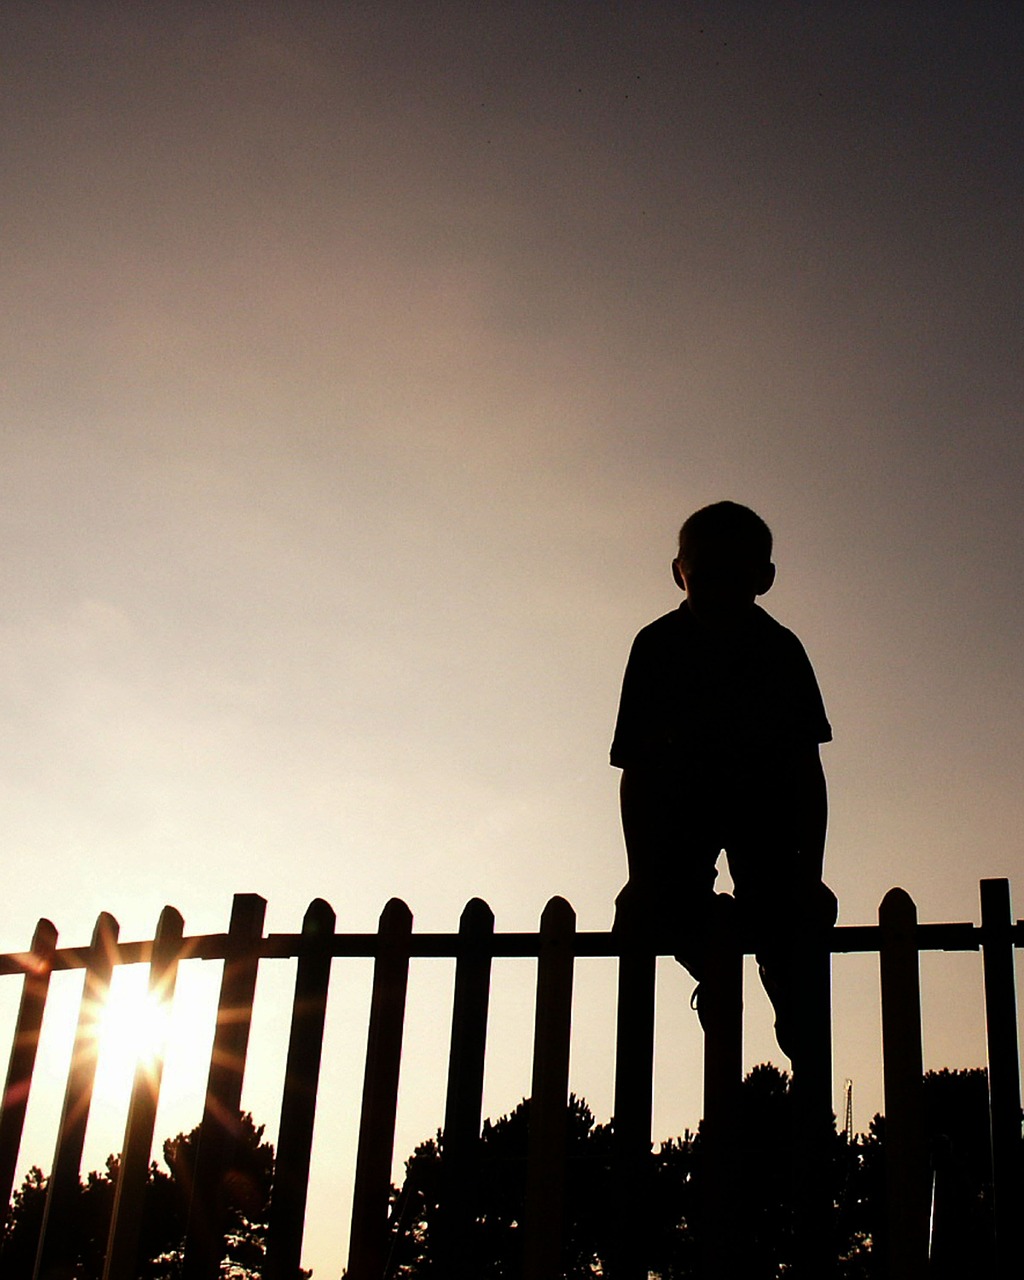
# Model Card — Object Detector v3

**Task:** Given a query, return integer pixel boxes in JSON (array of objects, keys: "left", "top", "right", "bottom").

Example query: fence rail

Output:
[
  {"left": 1, "top": 879, "right": 1021, "bottom": 1279},
  {"left": 0, "top": 920, "right": 1006, "bottom": 973}
]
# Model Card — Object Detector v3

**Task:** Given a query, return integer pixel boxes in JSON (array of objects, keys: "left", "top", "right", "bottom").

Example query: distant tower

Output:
[{"left": 843, "top": 1078, "right": 854, "bottom": 1142}]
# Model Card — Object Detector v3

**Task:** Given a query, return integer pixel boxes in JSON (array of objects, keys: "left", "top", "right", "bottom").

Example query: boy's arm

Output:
[
  {"left": 794, "top": 746, "right": 828, "bottom": 879},
  {"left": 618, "top": 767, "right": 671, "bottom": 893}
]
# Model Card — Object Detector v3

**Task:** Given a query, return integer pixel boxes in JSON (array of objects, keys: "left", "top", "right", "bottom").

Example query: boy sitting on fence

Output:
[{"left": 610, "top": 501, "right": 836, "bottom": 1057}]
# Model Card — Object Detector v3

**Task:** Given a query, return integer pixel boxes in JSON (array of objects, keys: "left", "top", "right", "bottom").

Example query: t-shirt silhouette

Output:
[{"left": 610, "top": 603, "right": 831, "bottom": 780}]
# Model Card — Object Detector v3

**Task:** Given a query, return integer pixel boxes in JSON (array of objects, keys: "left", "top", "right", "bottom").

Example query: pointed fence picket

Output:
[
  {"left": 0, "top": 879, "right": 1019, "bottom": 1280},
  {"left": 266, "top": 897, "right": 336, "bottom": 1280},
  {"left": 435, "top": 897, "right": 494, "bottom": 1279},
  {"left": 33, "top": 912, "right": 119, "bottom": 1280},
  {"left": 0, "top": 917, "right": 57, "bottom": 1214},
  {"left": 104, "top": 905, "right": 184, "bottom": 1280}
]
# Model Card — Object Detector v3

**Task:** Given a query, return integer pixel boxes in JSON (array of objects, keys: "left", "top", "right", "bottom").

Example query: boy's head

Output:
[{"left": 673, "top": 501, "right": 776, "bottom": 624}]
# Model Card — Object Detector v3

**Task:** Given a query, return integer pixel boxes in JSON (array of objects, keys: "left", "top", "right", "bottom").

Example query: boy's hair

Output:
[{"left": 677, "top": 501, "right": 773, "bottom": 568}]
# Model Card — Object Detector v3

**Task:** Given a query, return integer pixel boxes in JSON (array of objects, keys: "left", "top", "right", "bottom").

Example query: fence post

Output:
[
  {"left": 435, "top": 897, "right": 494, "bottom": 1280},
  {"left": 878, "top": 887, "right": 928, "bottom": 1280},
  {"left": 523, "top": 897, "right": 576, "bottom": 1280},
  {"left": 0, "top": 918, "right": 58, "bottom": 1216},
  {"left": 790, "top": 919, "right": 836, "bottom": 1278},
  {"left": 104, "top": 905, "right": 184, "bottom": 1280},
  {"left": 347, "top": 898, "right": 412, "bottom": 1280},
  {"left": 33, "top": 912, "right": 119, "bottom": 1280},
  {"left": 266, "top": 898, "right": 336, "bottom": 1280},
  {"left": 609, "top": 904, "right": 656, "bottom": 1280},
  {"left": 699, "top": 907, "right": 743, "bottom": 1279},
  {"left": 980, "top": 877, "right": 1022, "bottom": 1279},
  {"left": 181, "top": 893, "right": 267, "bottom": 1280}
]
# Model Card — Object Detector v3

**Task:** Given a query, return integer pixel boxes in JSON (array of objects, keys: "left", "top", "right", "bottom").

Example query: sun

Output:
[
  {"left": 93, "top": 965, "right": 173, "bottom": 1097},
  {"left": 88, "top": 958, "right": 221, "bottom": 1127}
]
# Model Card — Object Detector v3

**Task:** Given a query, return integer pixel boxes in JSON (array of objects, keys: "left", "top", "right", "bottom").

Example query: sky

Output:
[{"left": 1, "top": 2, "right": 1022, "bottom": 1274}]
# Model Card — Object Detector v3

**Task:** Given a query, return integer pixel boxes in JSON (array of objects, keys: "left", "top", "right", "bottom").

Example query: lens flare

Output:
[{"left": 92, "top": 967, "right": 172, "bottom": 1104}]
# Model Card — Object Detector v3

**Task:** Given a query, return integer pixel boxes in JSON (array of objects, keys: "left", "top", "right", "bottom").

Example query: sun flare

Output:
[
  {"left": 93, "top": 967, "right": 172, "bottom": 1088},
  {"left": 87, "top": 961, "right": 220, "bottom": 1121}
]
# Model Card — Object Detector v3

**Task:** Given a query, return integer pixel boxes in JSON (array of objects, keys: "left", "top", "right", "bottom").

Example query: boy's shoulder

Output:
[
  {"left": 633, "top": 606, "right": 687, "bottom": 640},
  {"left": 633, "top": 603, "right": 798, "bottom": 648}
]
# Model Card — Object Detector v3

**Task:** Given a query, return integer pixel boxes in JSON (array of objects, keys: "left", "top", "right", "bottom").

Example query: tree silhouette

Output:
[
  {"left": 386, "top": 1065, "right": 1010, "bottom": 1277},
  {"left": 0, "top": 1111, "right": 293, "bottom": 1280},
  {"left": 383, "top": 1094, "right": 616, "bottom": 1278},
  {"left": 385, "top": 1066, "right": 864, "bottom": 1277},
  {"left": 2, "top": 1069, "right": 1008, "bottom": 1277}
]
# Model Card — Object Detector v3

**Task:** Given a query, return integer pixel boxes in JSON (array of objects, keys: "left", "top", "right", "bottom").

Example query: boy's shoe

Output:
[
  {"left": 689, "top": 983, "right": 711, "bottom": 1034},
  {"left": 688, "top": 979, "right": 739, "bottom": 1035}
]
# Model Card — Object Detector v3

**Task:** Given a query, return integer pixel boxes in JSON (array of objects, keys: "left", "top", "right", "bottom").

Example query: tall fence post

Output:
[
  {"left": 34, "top": 912, "right": 119, "bottom": 1280},
  {"left": 878, "top": 887, "right": 928, "bottom": 1280},
  {"left": 347, "top": 898, "right": 412, "bottom": 1280},
  {"left": 980, "top": 877, "right": 1022, "bottom": 1279},
  {"left": 523, "top": 896, "right": 576, "bottom": 1280},
  {"left": 266, "top": 898, "right": 336, "bottom": 1280},
  {"left": 699, "top": 907, "right": 743, "bottom": 1279},
  {"left": 610, "top": 906, "right": 656, "bottom": 1280},
  {"left": 104, "top": 905, "right": 185, "bottom": 1280},
  {"left": 436, "top": 897, "right": 494, "bottom": 1280},
  {"left": 0, "top": 918, "right": 58, "bottom": 1216},
  {"left": 790, "top": 918, "right": 836, "bottom": 1278},
  {"left": 181, "top": 893, "right": 267, "bottom": 1280}
]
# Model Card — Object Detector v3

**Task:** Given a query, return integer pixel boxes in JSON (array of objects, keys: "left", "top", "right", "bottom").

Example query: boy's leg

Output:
[
  {"left": 613, "top": 767, "right": 721, "bottom": 967},
  {"left": 729, "top": 839, "right": 838, "bottom": 1278},
  {"left": 612, "top": 854, "right": 722, "bottom": 967},
  {"left": 735, "top": 874, "right": 837, "bottom": 1278},
  {"left": 753, "top": 880, "right": 837, "bottom": 1059},
  {"left": 673, "top": 888, "right": 736, "bottom": 983},
  {"left": 727, "top": 837, "right": 837, "bottom": 1059}
]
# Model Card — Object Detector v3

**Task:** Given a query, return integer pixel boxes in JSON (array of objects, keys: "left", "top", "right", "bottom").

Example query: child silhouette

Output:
[{"left": 611, "top": 501, "right": 836, "bottom": 1056}]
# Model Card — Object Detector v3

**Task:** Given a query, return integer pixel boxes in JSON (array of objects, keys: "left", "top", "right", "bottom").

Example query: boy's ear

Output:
[
  {"left": 756, "top": 562, "right": 777, "bottom": 595},
  {"left": 672, "top": 558, "right": 686, "bottom": 591}
]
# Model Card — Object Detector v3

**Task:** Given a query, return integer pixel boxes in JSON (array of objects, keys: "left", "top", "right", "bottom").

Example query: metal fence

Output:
[{"left": 0, "top": 878, "right": 1020, "bottom": 1280}]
